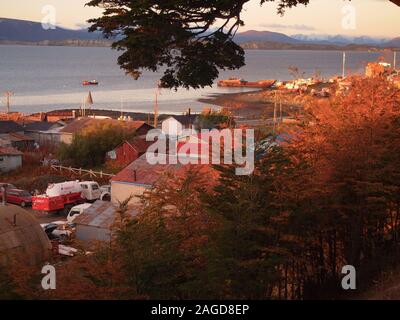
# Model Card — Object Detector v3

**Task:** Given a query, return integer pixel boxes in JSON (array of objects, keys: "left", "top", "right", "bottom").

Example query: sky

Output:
[{"left": 0, "top": 0, "right": 399, "bottom": 38}]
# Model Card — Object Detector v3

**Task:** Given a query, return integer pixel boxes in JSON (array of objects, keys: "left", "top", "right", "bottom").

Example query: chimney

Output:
[{"left": 133, "top": 170, "right": 137, "bottom": 182}]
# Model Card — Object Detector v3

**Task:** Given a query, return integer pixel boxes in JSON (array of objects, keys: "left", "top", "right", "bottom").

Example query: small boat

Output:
[
  {"left": 82, "top": 80, "right": 99, "bottom": 86},
  {"left": 218, "top": 78, "right": 276, "bottom": 88}
]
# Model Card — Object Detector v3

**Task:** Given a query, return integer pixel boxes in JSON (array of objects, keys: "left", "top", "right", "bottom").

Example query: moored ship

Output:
[
  {"left": 218, "top": 78, "right": 276, "bottom": 88},
  {"left": 82, "top": 80, "right": 99, "bottom": 86}
]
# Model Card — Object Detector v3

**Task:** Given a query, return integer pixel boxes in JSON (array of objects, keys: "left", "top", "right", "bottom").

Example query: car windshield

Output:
[{"left": 70, "top": 210, "right": 80, "bottom": 216}]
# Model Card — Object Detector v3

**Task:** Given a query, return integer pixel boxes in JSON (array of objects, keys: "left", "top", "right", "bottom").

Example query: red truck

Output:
[{"left": 32, "top": 181, "right": 102, "bottom": 214}]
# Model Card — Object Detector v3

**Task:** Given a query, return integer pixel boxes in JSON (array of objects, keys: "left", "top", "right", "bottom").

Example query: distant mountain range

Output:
[
  {"left": 0, "top": 18, "right": 399, "bottom": 50},
  {"left": 233, "top": 30, "right": 399, "bottom": 49},
  {"left": 290, "top": 34, "right": 390, "bottom": 46},
  {"left": 0, "top": 18, "right": 103, "bottom": 42}
]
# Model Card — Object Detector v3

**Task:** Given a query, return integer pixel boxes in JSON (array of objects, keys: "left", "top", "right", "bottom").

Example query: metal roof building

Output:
[
  {"left": 74, "top": 200, "right": 140, "bottom": 243},
  {"left": 0, "top": 204, "right": 51, "bottom": 266}
]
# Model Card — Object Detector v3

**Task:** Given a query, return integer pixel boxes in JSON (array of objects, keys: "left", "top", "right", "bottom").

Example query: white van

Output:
[
  {"left": 67, "top": 203, "right": 92, "bottom": 223},
  {"left": 80, "top": 181, "right": 102, "bottom": 201}
]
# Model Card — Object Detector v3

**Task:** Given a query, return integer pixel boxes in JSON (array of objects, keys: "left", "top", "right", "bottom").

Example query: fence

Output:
[{"left": 50, "top": 165, "right": 115, "bottom": 179}]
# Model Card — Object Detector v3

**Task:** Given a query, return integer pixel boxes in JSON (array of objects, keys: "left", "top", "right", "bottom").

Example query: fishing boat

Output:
[
  {"left": 218, "top": 78, "right": 276, "bottom": 88},
  {"left": 82, "top": 80, "right": 99, "bottom": 86}
]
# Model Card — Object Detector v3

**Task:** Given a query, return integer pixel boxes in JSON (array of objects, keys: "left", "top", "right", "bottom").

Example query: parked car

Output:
[
  {"left": 0, "top": 183, "right": 17, "bottom": 190},
  {"left": 0, "top": 188, "right": 32, "bottom": 207},
  {"left": 41, "top": 221, "right": 74, "bottom": 242},
  {"left": 67, "top": 203, "right": 92, "bottom": 223}
]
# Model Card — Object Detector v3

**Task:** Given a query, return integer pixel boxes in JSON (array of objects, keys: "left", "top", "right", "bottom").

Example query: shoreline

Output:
[{"left": 198, "top": 88, "right": 303, "bottom": 119}]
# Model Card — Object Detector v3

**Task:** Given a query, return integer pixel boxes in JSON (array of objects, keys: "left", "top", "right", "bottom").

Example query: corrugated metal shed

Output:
[{"left": 74, "top": 200, "right": 140, "bottom": 229}]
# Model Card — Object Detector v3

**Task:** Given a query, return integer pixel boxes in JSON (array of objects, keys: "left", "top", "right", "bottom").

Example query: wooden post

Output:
[{"left": 273, "top": 91, "right": 277, "bottom": 135}]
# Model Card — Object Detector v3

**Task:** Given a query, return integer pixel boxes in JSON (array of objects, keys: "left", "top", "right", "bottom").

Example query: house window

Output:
[{"left": 0, "top": 157, "right": 3, "bottom": 162}]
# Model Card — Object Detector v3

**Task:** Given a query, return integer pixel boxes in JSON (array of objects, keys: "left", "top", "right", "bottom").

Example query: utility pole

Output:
[
  {"left": 3, "top": 91, "right": 13, "bottom": 114},
  {"left": 273, "top": 91, "right": 277, "bottom": 135},
  {"left": 394, "top": 51, "right": 397, "bottom": 70},
  {"left": 154, "top": 82, "right": 161, "bottom": 128},
  {"left": 342, "top": 52, "right": 346, "bottom": 79},
  {"left": 120, "top": 97, "right": 124, "bottom": 119}
]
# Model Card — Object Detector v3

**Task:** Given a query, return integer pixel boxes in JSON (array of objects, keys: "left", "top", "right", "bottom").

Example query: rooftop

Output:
[
  {"left": 111, "top": 153, "right": 218, "bottom": 186},
  {"left": 60, "top": 118, "right": 152, "bottom": 134},
  {"left": 165, "top": 115, "right": 198, "bottom": 127},
  {"left": 0, "top": 204, "right": 51, "bottom": 266},
  {"left": 0, "top": 120, "right": 24, "bottom": 134},
  {"left": 5, "top": 132, "right": 34, "bottom": 142},
  {"left": 0, "top": 146, "right": 23, "bottom": 156},
  {"left": 74, "top": 200, "right": 140, "bottom": 229},
  {"left": 24, "top": 121, "right": 63, "bottom": 132},
  {"left": 122, "top": 137, "right": 153, "bottom": 154}
]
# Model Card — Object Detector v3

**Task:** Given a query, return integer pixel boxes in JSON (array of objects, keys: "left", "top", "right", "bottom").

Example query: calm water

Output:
[{"left": 0, "top": 45, "right": 386, "bottom": 114}]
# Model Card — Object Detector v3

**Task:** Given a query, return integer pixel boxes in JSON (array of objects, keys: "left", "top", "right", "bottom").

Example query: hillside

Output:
[
  {"left": 387, "top": 37, "right": 400, "bottom": 47},
  {"left": 0, "top": 18, "right": 398, "bottom": 50},
  {"left": 234, "top": 30, "right": 300, "bottom": 44},
  {"left": 240, "top": 41, "right": 395, "bottom": 51},
  {"left": 0, "top": 17, "right": 101, "bottom": 42}
]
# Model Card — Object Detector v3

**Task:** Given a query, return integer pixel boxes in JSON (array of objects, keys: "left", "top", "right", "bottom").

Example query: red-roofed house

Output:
[
  {"left": 0, "top": 147, "right": 23, "bottom": 172},
  {"left": 107, "top": 137, "right": 153, "bottom": 166},
  {"left": 177, "top": 130, "right": 243, "bottom": 160},
  {"left": 110, "top": 154, "right": 217, "bottom": 204}
]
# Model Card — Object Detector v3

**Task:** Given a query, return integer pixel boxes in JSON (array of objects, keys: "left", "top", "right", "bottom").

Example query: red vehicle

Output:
[
  {"left": 32, "top": 181, "right": 101, "bottom": 214},
  {"left": 0, "top": 188, "right": 32, "bottom": 207}
]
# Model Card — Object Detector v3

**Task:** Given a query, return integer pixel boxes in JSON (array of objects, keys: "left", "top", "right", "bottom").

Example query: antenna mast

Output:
[
  {"left": 154, "top": 82, "right": 161, "bottom": 128},
  {"left": 3, "top": 91, "right": 13, "bottom": 114}
]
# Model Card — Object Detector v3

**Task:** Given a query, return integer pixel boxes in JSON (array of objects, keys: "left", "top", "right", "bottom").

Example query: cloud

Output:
[{"left": 259, "top": 23, "right": 317, "bottom": 31}]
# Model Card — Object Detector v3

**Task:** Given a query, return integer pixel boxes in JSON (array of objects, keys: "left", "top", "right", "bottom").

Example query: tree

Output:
[
  {"left": 196, "top": 108, "right": 235, "bottom": 129},
  {"left": 117, "top": 166, "right": 217, "bottom": 299},
  {"left": 86, "top": 0, "right": 311, "bottom": 89},
  {"left": 57, "top": 122, "right": 136, "bottom": 168},
  {"left": 283, "top": 76, "right": 400, "bottom": 296}
]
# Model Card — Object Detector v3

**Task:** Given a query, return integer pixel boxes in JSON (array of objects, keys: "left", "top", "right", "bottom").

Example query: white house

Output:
[
  {"left": 161, "top": 115, "right": 198, "bottom": 137},
  {"left": 162, "top": 117, "right": 184, "bottom": 137},
  {"left": 0, "top": 147, "right": 23, "bottom": 172}
]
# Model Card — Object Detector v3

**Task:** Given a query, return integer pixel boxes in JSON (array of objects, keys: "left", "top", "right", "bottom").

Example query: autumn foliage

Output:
[{"left": 3, "top": 77, "right": 400, "bottom": 300}]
